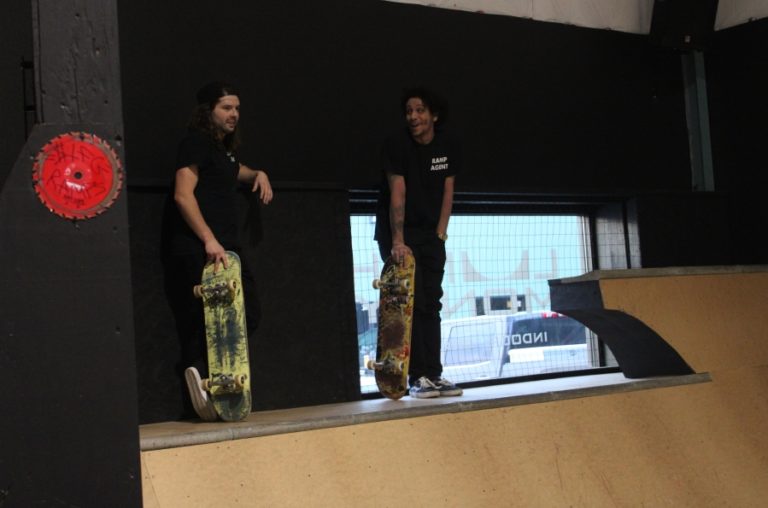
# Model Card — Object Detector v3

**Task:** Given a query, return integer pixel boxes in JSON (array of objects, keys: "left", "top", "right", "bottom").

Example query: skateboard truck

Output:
[
  {"left": 372, "top": 278, "right": 410, "bottom": 292},
  {"left": 193, "top": 279, "right": 237, "bottom": 303},
  {"left": 202, "top": 372, "right": 248, "bottom": 393},
  {"left": 365, "top": 352, "right": 406, "bottom": 374}
]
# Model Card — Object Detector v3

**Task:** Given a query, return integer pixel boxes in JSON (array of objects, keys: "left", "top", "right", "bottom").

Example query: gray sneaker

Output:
[
  {"left": 409, "top": 376, "right": 440, "bottom": 399},
  {"left": 184, "top": 367, "right": 218, "bottom": 422},
  {"left": 432, "top": 377, "right": 463, "bottom": 397}
]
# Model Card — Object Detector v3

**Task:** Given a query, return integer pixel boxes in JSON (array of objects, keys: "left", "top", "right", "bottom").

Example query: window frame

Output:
[{"left": 350, "top": 189, "right": 624, "bottom": 397}]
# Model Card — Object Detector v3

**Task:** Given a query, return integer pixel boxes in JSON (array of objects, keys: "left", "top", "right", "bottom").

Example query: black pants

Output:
[
  {"left": 378, "top": 230, "right": 446, "bottom": 386},
  {"left": 164, "top": 249, "right": 261, "bottom": 378}
]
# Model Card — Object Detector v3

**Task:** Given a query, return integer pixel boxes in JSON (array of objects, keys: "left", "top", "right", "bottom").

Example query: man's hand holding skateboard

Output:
[{"left": 390, "top": 241, "right": 412, "bottom": 266}]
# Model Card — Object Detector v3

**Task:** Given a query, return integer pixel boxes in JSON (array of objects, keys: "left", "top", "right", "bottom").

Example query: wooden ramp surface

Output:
[{"left": 141, "top": 267, "right": 768, "bottom": 507}]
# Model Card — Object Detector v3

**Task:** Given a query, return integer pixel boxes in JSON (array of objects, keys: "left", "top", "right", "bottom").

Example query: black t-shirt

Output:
[
  {"left": 166, "top": 129, "right": 242, "bottom": 255},
  {"left": 375, "top": 129, "right": 461, "bottom": 243}
]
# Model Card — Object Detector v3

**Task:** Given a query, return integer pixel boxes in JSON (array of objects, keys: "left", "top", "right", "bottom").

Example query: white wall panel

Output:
[
  {"left": 383, "top": 0, "right": 768, "bottom": 33},
  {"left": 716, "top": 0, "right": 768, "bottom": 29},
  {"left": 381, "top": 0, "right": 654, "bottom": 33}
]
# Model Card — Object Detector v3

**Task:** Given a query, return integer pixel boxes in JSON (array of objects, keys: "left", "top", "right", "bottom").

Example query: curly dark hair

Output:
[{"left": 400, "top": 86, "right": 448, "bottom": 125}]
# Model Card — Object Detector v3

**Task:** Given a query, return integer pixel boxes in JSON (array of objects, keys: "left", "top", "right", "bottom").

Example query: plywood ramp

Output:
[
  {"left": 597, "top": 269, "right": 768, "bottom": 372},
  {"left": 142, "top": 268, "right": 768, "bottom": 507}
]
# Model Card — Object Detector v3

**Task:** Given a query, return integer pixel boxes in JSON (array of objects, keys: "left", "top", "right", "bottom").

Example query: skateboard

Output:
[
  {"left": 366, "top": 253, "right": 416, "bottom": 399},
  {"left": 193, "top": 251, "right": 251, "bottom": 421}
]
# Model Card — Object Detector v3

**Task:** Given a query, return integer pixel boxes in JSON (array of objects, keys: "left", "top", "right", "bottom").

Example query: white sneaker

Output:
[{"left": 184, "top": 367, "right": 218, "bottom": 422}]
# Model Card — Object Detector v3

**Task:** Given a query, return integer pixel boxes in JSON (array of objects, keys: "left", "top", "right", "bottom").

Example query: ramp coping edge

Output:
[{"left": 140, "top": 372, "right": 711, "bottom": 451}]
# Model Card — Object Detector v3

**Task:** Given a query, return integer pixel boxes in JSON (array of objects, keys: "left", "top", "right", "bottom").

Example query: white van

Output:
[{"left": 440, "top": 311, "right": 592, "bottom": 383}]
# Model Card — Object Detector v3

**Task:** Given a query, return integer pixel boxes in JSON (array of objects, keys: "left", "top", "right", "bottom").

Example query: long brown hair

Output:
[{"left": 188, "top": 81, "right": 241, "bottom": 151}]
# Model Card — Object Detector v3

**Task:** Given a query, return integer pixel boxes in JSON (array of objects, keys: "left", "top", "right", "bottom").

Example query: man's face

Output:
[
  {"left": 210, "top": 95, "right": 240, "bottom": 137},
  {"left": 405, "top": 97, "right": 437, "bottom": 144}
]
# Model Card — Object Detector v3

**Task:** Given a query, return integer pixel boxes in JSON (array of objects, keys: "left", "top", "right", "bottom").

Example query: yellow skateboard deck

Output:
[
  {"left": 367, "top": 253, "right": 415, "bottom": 399},
  {"left": 194, "top": 251, "right": 251, "bottom": 421}
]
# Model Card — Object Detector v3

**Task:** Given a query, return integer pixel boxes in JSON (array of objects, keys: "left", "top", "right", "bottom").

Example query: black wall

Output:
[
  {"left": 708, "top": 18, "right": 768, "bottom": 264},
  {"left": 0, "top": 0, "right": 32, "bottom": 190},
  {"left": 118, "top": 0, "right": 691, "bottom": 192},
  {"left": 131, "top": 185, "right": 360, "bottom": 423}
]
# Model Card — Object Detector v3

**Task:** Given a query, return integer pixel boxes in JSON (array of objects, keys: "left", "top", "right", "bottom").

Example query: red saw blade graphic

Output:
[{"left": 32, "top": 132, "right": 124, "bottom": 220}]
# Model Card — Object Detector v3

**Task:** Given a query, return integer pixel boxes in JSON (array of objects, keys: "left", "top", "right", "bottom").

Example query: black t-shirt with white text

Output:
[{"left": 375, "top": 129, "right": 461, "bottom": 244}]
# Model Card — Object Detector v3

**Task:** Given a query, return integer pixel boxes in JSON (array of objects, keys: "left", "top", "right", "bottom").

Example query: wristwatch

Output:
[{"left": 437, "top": 232, "right": 448, "bottom": 242}]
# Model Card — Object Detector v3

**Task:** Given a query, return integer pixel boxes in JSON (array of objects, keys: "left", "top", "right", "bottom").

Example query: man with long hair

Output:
[
  {"left": 375, "top": 87, "right": 463, "bottom": 398},
  {"left": 164, "top": 81, "right": 273, "bottom": 420}
]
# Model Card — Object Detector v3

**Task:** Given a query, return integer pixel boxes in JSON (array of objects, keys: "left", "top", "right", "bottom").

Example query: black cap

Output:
[{"left": 196, "top": 81, "right": 239, "bottom": 106}]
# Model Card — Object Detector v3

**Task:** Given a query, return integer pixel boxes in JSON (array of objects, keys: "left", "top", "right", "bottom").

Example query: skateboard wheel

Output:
[
  {"left": 227, "top": 279, "right": 238, "bottom": 301},
  {"left": 372, "top": 279, "right": 381, "bottom": 289},
  {"left": 234, "top": 374, "right": 247, "bottom": 388},
  {"left": 193, "top": 285, "right": 203, "bottom": 298},
  {"left": 201, "top": 378, "right": 211, "bottom": 391},
  {"left": 366, "top": 359, "right": 376, "bottom": 370},
  {"left": 400, "top": 279, "right": 410, "bottom": 290}
]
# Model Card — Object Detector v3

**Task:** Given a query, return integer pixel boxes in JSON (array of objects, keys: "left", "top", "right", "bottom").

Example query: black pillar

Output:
[{"left": 0, "top": 1, "right": 141, "bottom": 506}]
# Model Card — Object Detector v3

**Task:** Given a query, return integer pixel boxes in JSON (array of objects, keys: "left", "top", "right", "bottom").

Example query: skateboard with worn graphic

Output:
[
  {"left": 193, "top": 251, "right": 251, "bottom": 421},
  {"left": 366, "top": 253, "right": 416, "bottom": 399}
]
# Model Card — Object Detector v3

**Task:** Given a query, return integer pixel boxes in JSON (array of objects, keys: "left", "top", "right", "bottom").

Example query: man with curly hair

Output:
[{"left": 375, "top": 87, "right": 463, "bottom": 399}]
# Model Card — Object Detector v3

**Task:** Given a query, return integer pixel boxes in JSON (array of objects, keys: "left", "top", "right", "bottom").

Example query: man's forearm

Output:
[
  {"left": 390, "top": 203, "right": 405, "bottom": 245},
  {"left": 436, "top": 176, "right": 455, "bottom": 236},
  {"left": 388, "top": 174, "right": 407, "bottom": 245},
  {"left": 175, "top": 193, "right": 215, "bottom": 244},
  {"left": 237, "top": 164, "right": 259, "bottom": 183}
]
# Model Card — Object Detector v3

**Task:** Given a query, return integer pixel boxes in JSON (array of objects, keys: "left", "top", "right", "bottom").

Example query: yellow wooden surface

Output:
[
  {"left": 599, "top": 271, "right": 768, "bottom": 372},
  {"left": 142, "top": 270, "right": 768, "bottom": 507}
]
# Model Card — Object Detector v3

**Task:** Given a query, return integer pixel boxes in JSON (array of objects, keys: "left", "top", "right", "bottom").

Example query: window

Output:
[{"left": 351, "top": 213, "right": 607, "bottom": 394}]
